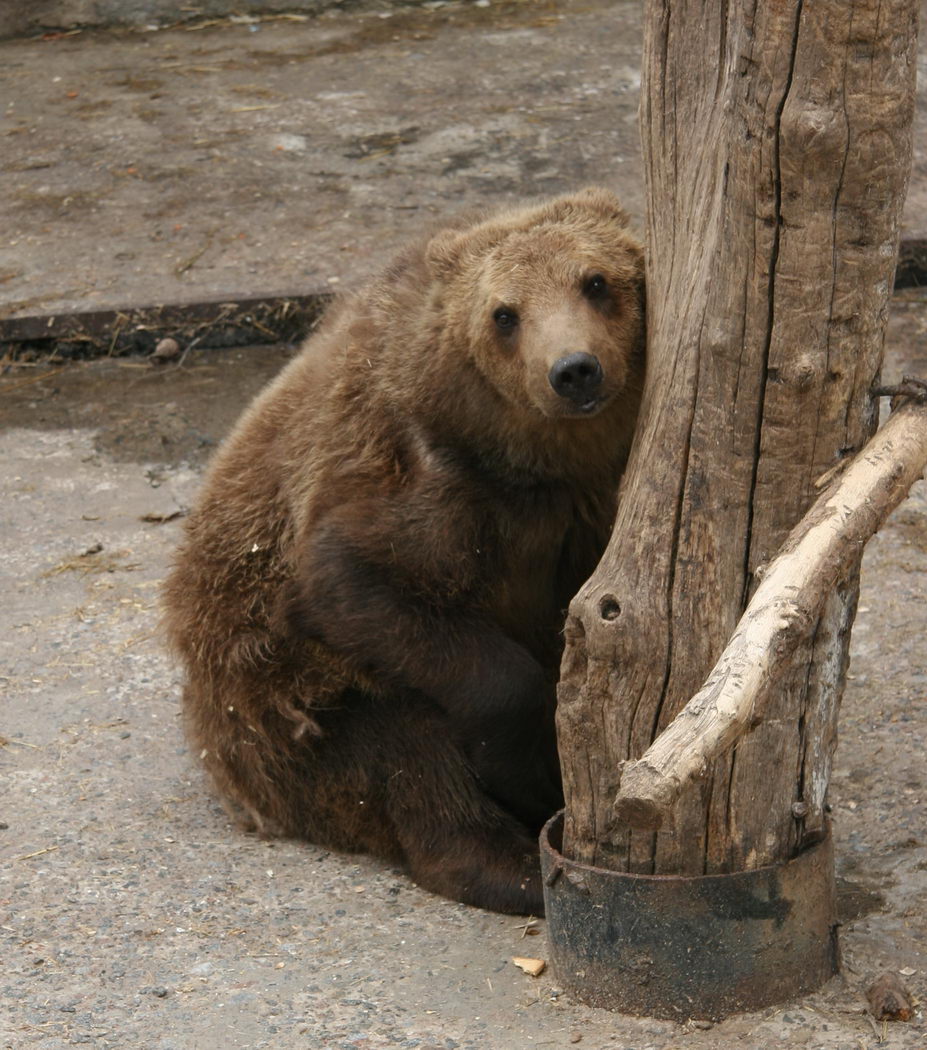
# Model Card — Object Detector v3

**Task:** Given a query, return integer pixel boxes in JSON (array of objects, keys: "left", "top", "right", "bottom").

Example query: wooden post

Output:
[{"left": 557, "top": 0, "right": 920, "bottom": 875}]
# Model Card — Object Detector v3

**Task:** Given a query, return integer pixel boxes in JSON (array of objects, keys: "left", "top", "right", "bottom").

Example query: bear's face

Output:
[
  {"left": 468, "top": 227, "right": 643, "bottom": 420},
  {"left": 427, "top": 190, "right": 644, "bottom": 423}
]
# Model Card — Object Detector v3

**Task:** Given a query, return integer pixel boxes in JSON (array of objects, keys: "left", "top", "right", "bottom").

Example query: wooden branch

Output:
[{"left": 613, "top": 399, "right": 927, "bottom": 831}]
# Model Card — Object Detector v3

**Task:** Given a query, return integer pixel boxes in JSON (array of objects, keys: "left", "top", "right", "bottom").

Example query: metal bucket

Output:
[{"left": 540, "top": 811, "right": 839, "bottom": 1020}]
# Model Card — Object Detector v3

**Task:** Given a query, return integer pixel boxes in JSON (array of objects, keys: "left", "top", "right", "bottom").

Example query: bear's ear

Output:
[
  {"left": 538, "top": 186, "right": 632, "bottom": 229},
  {"left": 425, "top": 227, "right": 470, "bottom": 280},
  {"left": 425, "top": 222, "right": 502, "bottom": 281}
]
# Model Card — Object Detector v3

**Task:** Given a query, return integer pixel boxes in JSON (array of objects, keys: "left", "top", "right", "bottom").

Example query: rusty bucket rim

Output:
[{"left": 541, "top": 807, "right": 832, "bottom": 883}]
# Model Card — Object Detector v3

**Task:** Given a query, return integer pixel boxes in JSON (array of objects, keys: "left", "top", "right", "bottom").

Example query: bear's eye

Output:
[
  {"left": 583, "top": 273, "right": 608, "bottom": 300},
  {"left": 493, "top": 307, "right": 519, "bottom": 333}
]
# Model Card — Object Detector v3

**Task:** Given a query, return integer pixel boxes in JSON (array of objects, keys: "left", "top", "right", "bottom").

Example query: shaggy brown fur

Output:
[{"left": 163, "top": 187, "right": 645, "bottom": 914}]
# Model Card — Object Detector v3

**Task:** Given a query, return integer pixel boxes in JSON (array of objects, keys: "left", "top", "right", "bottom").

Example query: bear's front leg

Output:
[
  {"left": 442, "top": 648, "right": 564, "bottom": 832},
  {"left": 284, "top": 520, "right": 563, "bottom": 831}
]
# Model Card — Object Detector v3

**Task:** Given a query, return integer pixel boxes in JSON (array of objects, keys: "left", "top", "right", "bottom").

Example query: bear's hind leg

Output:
[
  {"left": 397, "top": 818, "right": 544, "bottom": 916},
  {"left": 309, "top": 692, "right": 547, "bottom": 915}
]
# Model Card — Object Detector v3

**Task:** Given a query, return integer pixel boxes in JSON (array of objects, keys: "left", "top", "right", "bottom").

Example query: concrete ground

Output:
[
  {"left": 2, "top": 301, "right": 927, "bottom": 1050},
  {"left": 2, "top": 1, "right": 927, "bottom": 1048}
]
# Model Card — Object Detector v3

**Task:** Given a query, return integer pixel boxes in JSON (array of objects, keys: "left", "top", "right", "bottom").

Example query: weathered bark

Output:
[
  {"left": 614, "top": 396, "right": 927, "bottom": 831},
  {"left": 557, "top": 0, "right": 919, "bottom": 874}
]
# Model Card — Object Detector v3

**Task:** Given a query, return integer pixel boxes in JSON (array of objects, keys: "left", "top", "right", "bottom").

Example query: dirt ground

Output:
[
  {"left": 0, "top": 0, "right": 649, "bottom": 325},
  {"left": 2, "top": 1, "right": 927, "bottom": 1047}
]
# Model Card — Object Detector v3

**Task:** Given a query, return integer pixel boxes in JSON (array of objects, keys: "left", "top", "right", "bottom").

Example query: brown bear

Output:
[{"left": 162, "top": 187, "right": 645, "bottom": 915}]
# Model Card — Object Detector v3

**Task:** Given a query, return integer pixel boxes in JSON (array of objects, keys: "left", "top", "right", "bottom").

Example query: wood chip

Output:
[
  {"left": 16, "top": 846, "right": 60, "bottom": 861},
  {"left": 512, "top": 957, "right": 546, "bottom": 977},
  {"left": 140, "top": 510, "right": 183, "bottom": 524},
  {"left": 867, "top": 971, "right": 914, "bottom": 1021}
]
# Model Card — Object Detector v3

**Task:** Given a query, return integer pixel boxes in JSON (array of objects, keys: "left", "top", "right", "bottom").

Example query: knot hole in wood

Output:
[{"left": 598, "top": 595, "right": 622, "bottom": 621}]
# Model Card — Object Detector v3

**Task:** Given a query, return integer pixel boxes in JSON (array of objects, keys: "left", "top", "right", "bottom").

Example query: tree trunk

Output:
[{"left": 557, "top": 0, "right": 919, "bottom": 875}]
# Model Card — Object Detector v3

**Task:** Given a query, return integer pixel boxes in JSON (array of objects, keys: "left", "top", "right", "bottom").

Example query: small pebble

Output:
[{"left": 151, "top": 337, "right": 181, "bottom": 362}]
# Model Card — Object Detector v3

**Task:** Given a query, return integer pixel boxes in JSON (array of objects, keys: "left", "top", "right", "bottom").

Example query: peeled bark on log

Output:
[
  {"left": 614, "top": 398, "right": 927, "bottom": 831},
  {"left": 557, "top": 0, "right": 920, "bottom": 874}
]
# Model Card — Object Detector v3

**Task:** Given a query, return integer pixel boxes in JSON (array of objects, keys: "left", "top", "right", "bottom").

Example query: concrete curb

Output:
[{"left": 0, "top": 1, "right": 427, "bottom": 41}]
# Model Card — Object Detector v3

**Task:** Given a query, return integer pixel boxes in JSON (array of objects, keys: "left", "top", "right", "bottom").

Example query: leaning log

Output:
[{"left": 614, "top": 396, "right": 927, "bottom": 831}]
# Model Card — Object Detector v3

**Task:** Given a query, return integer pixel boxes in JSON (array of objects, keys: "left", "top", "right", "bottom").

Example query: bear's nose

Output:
[{"left": 548, "top": 352, "right": 604, "bottom": 404}]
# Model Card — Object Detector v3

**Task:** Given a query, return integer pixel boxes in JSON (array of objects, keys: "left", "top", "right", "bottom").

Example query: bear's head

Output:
[{"left": 426, "top": 187, "right": 645, "bottom": 423}]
